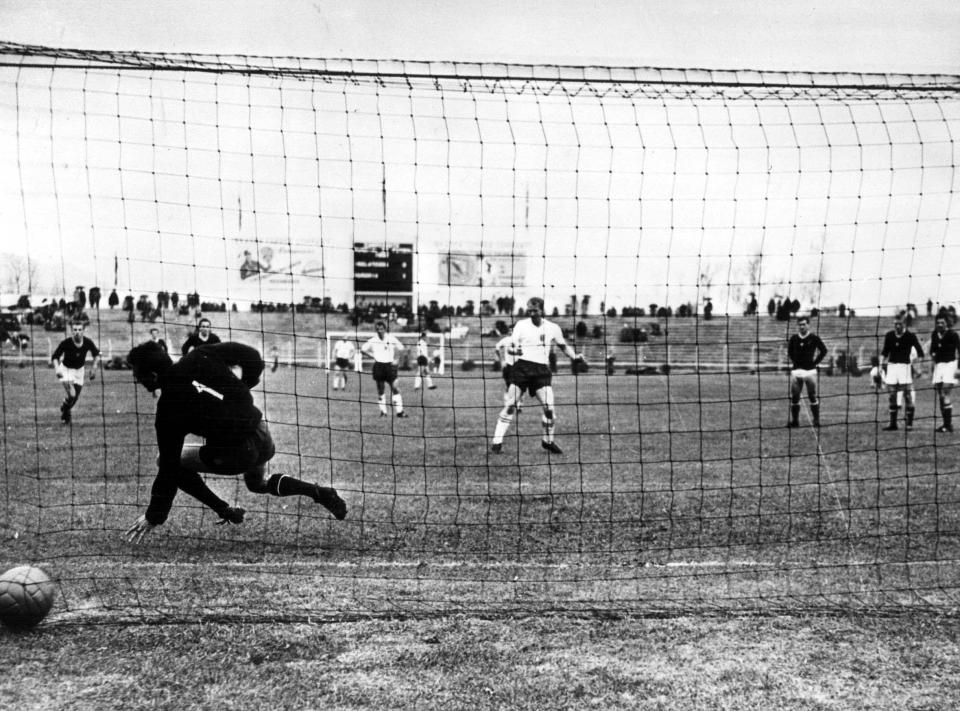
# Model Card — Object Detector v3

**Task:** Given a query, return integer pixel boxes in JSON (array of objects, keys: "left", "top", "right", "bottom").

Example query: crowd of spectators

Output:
[{"left": 6, "top": 283, "right": 954, "bottom": 344}]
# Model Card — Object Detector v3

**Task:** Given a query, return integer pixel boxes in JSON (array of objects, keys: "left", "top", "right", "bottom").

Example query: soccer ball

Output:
[{"left": 0, "top": 565, "right": 56, "bottom": 630}]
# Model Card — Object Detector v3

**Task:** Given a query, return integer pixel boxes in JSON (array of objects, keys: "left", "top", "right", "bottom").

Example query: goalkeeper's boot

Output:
[
  {"left": 541, "top": 440, "right": 563, "bottom": 455},
  {"left": 490, "top": 443, "right": 502, "bottom": 454},
  {"left": 395, "top": 411, "right": 408, "bottom": 418},
  {"left": 312, "top": 485, "right": 347, "bottom": 520}
]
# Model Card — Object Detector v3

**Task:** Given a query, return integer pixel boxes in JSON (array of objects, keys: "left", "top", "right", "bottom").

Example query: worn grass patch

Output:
[{"left": 2, "top": 614, "right": 959, "bottom": 710}]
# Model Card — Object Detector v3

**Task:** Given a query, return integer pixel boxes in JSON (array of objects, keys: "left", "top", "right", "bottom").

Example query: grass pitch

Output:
[{"left": 2, "top": 314, "right": 959, "bottom": 707}]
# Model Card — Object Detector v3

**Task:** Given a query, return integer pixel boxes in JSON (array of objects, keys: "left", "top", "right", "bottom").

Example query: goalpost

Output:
[
  {"left": 323, "top": 331, "right": 446, "bottom": 374},
  {"left": 2, "top": 42, "right": 959, "bottom": 624}
]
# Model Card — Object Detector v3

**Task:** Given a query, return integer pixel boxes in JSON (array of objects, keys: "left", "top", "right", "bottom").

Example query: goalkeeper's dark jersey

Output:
[
  {"left": 787, "top": 333, "right": 827, "bottom": 370},
  {"left": 930, "top": 329, "right": 960, "bottom": 363},
  {"left": 881, "top": 330, "right": 923, "bottom": 364},
  {"left": 51, "top": 336, "right": 99, "bottom": 369},
  {"left": 146, "top": 342, "right": 265, "bottom": 524}
]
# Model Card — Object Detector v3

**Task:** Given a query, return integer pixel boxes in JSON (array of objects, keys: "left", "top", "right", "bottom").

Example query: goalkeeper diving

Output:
[{"left": 124, "top": 341, "right": 346, "bottom": 543}]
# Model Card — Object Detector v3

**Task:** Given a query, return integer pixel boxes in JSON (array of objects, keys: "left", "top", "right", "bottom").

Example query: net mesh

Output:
[{"left": 1, "top": 43, "right": 959, "bottom": 622}]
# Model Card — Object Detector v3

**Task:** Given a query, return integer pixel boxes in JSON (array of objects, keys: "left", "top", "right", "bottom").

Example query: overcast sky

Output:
[
  {"left": 1, "top": 1, "right": 958, "bottom": 313},
  {"left": 1, "top": 0, "right": 959, "bottom": 74}
]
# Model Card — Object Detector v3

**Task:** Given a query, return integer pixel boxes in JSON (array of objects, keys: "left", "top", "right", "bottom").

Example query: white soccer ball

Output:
[{"left": 0, "top": 565, "right": 56, "bottom": 630}]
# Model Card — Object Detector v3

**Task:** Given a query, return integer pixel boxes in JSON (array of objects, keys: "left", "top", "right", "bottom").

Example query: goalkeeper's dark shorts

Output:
[
  {"left": 510, "top": 360, "right": 552, "bottom": 396},
  {"left": 199, "top": 420, "right": 276, "bottom": 476}
]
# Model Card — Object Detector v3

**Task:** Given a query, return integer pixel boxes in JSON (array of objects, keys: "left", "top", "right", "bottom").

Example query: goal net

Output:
[{"left": 1, "top": 43, "right": 959, "bottom": 623}]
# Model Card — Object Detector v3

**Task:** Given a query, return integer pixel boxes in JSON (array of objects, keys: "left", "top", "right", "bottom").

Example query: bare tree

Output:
[
  {"left": 745, "top": 251, "right": 763, "bottom": 295},
  {"left": 2, "top": 253, "right": 39, "bottom": 294},
  {"left": 697, "top": 262, "right": 719, "bottom": 298},
  {"left": 800, "top": 252, "right": 828, "bottom": 308}
]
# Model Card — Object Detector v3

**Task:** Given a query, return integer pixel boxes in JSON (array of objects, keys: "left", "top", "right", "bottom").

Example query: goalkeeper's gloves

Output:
[{"left": 216, "top": 506, "right": 246, "bottom": 525}]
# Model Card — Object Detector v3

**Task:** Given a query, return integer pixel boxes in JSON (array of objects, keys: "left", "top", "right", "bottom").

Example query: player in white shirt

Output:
[
  {"left": 360, "top": 321, "right": 407, "bottom": 417},
  {"left": 491, "top": 297, "right": 583, "bottom": 455},
  {"left": 331, "top": 337, "right": 356, "bottom": 390},
  {"left": 414, "top": 331, "right": 436, "bottom": 390}
]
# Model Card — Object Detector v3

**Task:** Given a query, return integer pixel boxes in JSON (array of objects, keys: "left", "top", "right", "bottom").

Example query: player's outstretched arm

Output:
[{"left": 561, "top": 343, "right": 584, "bottom": 362}]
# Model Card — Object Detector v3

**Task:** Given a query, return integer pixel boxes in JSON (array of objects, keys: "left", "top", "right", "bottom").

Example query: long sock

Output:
[
  {"left": 493, "top": 412, "right": 514, "bottom": 444},
  {"left": 392, "top": 393, "right": 404, "bottom": 414},
  {"left": 378, "top": 394, "right": 388, "bottom": 414},
  {"left": 414, "top": 376, "right": 422, "bottom": 390},
  {"left": 889, "top": 406, "right": 899, "bottom": 428},
  {"left": 790, "top": 403, "right": 800, "bottom": 425},
  {"left": 906, "top": 406, "right": 915, "bottom": 426},
  {"left": 267, "top": 473, "right": 317, "bottom": 498},
  {"left": 945, "top": 406, "right": 953, "bottom": 429},
  {"left": 542, "top": 411, "right": 556, "bottom": 442},
  {"left": 811, "top": 402, "right": 820, "bottom": 424}
]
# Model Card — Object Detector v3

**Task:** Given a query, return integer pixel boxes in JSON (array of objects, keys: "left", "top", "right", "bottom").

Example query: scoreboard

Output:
[{"left": 353, "top": 243, "right": 414, "bottom": 294}]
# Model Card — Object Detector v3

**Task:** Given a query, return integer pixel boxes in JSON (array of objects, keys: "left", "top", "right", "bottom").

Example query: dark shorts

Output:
[
  {"left": 509, "top": 360, "right": 552, "bottom": 396},
  {"left": 417, "top": 355, "right": 429, "bottom": 367},
  {"left": 199, "top": 420, "right": 275, "bottom": 475},
  {"left": 334, "top": 357, "right": 350, "bottom": 369},
  {"left": 373, "top": 361, "right": 398, "bottom": 384},
  {"left": 502, "top": 363, "right": 513, "bottom": 385}
]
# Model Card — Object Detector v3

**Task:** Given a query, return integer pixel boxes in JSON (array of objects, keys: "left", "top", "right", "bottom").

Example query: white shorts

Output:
[
  {"left": 790, "top": 368, "right": 818, "bottom": 385},
  {"left": 884, "top": 363, "right": 912, "bottom": 386},
  {"left": 56, "top": 364, "right": 85, "bottom": 386},
  {"left": 932, "top": 361, "right": 958, "bottom": 386}
]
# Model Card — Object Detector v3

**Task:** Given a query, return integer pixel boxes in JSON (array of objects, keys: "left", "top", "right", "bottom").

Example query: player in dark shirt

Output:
[
  {"left": 50, "top": 321, "right": 101, "bottom": 425},
  {"left": 930, "top": 315, "right": 960, "bottom": 432},
  {"left": 148, "top": 327, "right": 168, "bottom": 353},
  {"left": 124, "top": 341, "right": 346, "bottom": 543},
  {"left": 181, "top": 317, "right": 221, "bottom": 355},
  {"left": 880, "top": 315, "right": 925, "bottom": 430},
  {"left": 786, "top": 316, "right": 828, "bottom": 428}
]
